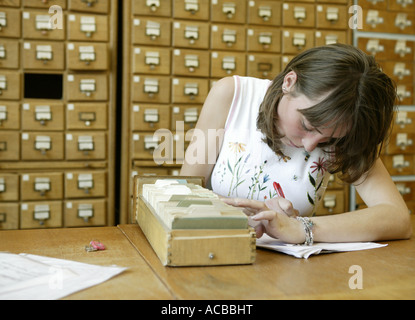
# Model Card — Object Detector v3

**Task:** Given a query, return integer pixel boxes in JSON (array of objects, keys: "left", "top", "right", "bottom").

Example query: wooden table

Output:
[{"left": 1, "top": 216, "right": 414, "bottom": 300}]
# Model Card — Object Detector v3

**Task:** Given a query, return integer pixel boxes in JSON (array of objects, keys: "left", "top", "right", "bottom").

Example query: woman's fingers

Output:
[
  {"left": 265, "top": 198, "right": 299, "bottom": 217},
  {"left": 222, "top": 197, "right": 267, "bottom": 211}
]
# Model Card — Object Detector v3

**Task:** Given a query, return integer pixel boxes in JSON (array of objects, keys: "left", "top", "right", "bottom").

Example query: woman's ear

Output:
[{"left": 282, "top": 71, "right": 297, "bottom": 93}]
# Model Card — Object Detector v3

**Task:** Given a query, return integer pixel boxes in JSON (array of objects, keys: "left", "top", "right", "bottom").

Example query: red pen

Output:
[{"left": 273, "top": 182, "right": 285, "bottom": 198}]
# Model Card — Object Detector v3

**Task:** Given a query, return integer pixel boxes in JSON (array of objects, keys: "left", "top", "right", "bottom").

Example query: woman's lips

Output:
[{"left": 288, "top": 139, "right": 301, "bottom": 148}]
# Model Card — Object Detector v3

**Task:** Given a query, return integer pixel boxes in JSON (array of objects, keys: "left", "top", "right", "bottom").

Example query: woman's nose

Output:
[{"left": 302, "top": 135, "right": 321, "bottom": 153}]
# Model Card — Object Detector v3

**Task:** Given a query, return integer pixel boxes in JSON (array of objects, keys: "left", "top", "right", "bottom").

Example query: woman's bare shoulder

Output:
[{"left": 198, "top": 77, "right": 235, "bottom": 129}]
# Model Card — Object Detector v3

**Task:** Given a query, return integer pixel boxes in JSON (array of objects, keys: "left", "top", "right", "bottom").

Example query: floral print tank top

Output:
[{"left": 210, "top": 76, "right": 330, "bottom": 216}]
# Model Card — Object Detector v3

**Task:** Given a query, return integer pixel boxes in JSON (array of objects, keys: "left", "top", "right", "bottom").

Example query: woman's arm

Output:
[
  {"left": 238, "top": 158, "right": 412, "bottom": 243},
  {"left": 180, "top": 77, "right": 235, "bottom": 183},
  {"left": 311, "top": 158, "right": 412, "bottom": 242}
]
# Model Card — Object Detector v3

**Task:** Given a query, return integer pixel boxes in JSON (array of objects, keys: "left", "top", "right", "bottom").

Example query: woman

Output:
[{"left": 180, "top": 44, "right": 412, "bottom": 245}]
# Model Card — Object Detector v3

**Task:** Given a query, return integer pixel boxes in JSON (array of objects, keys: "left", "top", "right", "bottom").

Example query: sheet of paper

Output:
[
  {"left": 256, "top": 234, "right": 388, "bottom": 259},
  {"left": 0, "top": 252, "right": 127, "bottom": 300}
]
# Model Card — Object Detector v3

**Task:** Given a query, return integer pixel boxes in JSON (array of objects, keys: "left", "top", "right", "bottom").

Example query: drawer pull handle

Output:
[
  {"left": 79, "top": 112, "right": 96, "bottom": 127},
  {"left": 258, "top": 6, "right": 272, "bottom": 22},
  {"left": 323, "top": 194, "right": 336, "bottom": 213},
  {"left": 34, "top": 177, "right": 51, "bottom": 196},
  {"left": 146, "top": 0, "right": 160, "bottom": 12},
  {"left": 35, "top": 105, "right": 52, "bottom": 126},
  {"left": 0, "top": 178, "right": 5, "bottom": 193},
  {"left": 185, "top": 0, "right": 199, "bottom": 14},
  {"left": 82, "top": 0, "right": 98, "bottom": 7},
  {"left": 78, "top": 174, "right": 94, "bottom": 193},
  {"left": 34, "top": 136, "right": 51, "bottom": 155},
  {"left": 78, "top": 204, "right": 94, "bottom": 222},
  {"left": 80, "top": 16, "right": 96, "bottom": 38},
  {"left": 222, "top": 3, "right": 236, "bottom": 19},
  {"left": 33, "top": 204, "right": 50, "bottom": 226},
  {"left": 0, "top": 12, "right": 7, "bottom": 31}
]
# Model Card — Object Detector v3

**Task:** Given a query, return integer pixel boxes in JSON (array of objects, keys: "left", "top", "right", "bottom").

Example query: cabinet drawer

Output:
[
  {"left": 0, "top": 203, "right": 19, "bottom": 230},
  {"left": 171, "top": 105, "right": 202, "bottom": 131},
  {"left": 358, "top": 38, "right": 415, "bottom": 62},
  {"left": 131, "top": 104, "right": 171, "bottom": 131},
  {"left": 23, "top": 41, "right": 65, "bottom": 70},
  {"left": 172, "top": 77, "right": 209, "bottom": 104},
  {"left": 132, "top": 46, "right": 171, "bottom": 75},
  {"left": 132, "top": 17, "right": 171, "bottom": 47},
  {"left": 0, "top": 101, "right": 20, "bottom": 130},
  {"left": 24, "top": 0, "right": 67, "bottom": 9},
  {"left": 133, "top": 0, "right": 172, "bottom": 17},
  {"left": 211, "top": 0, "right": 247, "bottom": 24},
  {"left": 210, "top": 51, "right": 246, "bottom": 78},
  {"left": 316, "top": 4, "right": 348, "bottom": 29},
  {"left": 68, "top": 13, "right": 109, "bottom": 42},
  {"left": 0, "top": 131, "right": 20, "bottom": 161},
  {"left": 65, "top": 170, "right": 107, "bottom": 199},
  {"left": 381, "top": 154, "right": 415, "bottom": 175},
  {"left": 131, "top": 75, "right": 171, "bottom": 103},
  {"left": 396, "top": 84, "right": 413, "bottom": 106},
  {"left": 0, "top": 71, "right": 21, "bottom": 100},
  {"left": 132, "top": 130, "right": 174, "bottom": 161},
  {"left": 172, "top": 20, "right": 210, "bottom": 49},
  {"left": 21, "top": 132, "right": 64, "bottom": 160},
  {"left": 282, "top": 29, "right": 315, "bottom": 54},
  {"left": 211, "top": 24, "right": 246, "bottom": 51},
  {"left": 66, "top": 73, "right": 108, "bottom": 101},
  {"left": 363, "top": 10, "right": 415, "bottom": 34},
  {"left": 21, "top": 101, "right": 64, "bottom": 131},
  {"left": 65, "top": 132, "right": 107, "bottom": 160},
  {"left": 378, "top": 61, "right": 413, "bottom": 85},
  {"left": 385, "top": 133, "right": 415, "bottom": 154},
  {"left": 0, "top": 174, "right": 19, "bottom": 202},
  {"left": 247, "top": 0, "right": 281, "bottom": 26},
  {"left": 132, "top": 165, "right": 170, "bottom": 176},
  {"left": 68, "top": 0, "right": 110, "bottom": 14},
  {"left": 316, "top": 190, "right": 345, "bottom": 215},
  {"left": 20, "top": 201, "right": 63, "bottom": 229},
  {"left": 282, "top": 3, "right": 315, "bottom": 28},
  {"left": 22, "top": 9, "right": 65, "bottom": 40},
  {"left": 388, "top": 0, "right": 415, "bottom": 11},
  {"left": 172, "top": 48, "right": 210, "bottom": 77},
  {"left": 247, "top": 26, "right": 281, "bottom": 53},
  {"left": 0, "top": 39, "right": 19, "bottom": 69},
  {"left": 247, "top": 53, "right": 281, "bottom": 79},
  {"left": 64, "top": 199, "right": 107, "bottom": 227},
  {"left": 395, "top": 181, "right": 415, "bottom": 202},
  {"left": 66, "top": 103, "right": 108, "bottom": 130},
  {"left": 358, "top": 0, "right": 387, "bottom": 10},
  {"left": 67, "top": 42, "right": 109, "bottom": 71},
  {"left": 0, "top": 8, "right": 21, "bottom": 38},
  {"left": 393, "top": 111, "right": 415, "bottom": 134},
  {"left": 173, "top": 0, "right": 210, "bottom": 20},
  {"left": 20, "top": 172, "right": 64, "bottom": 201},
  {"left": 315, "top": 30, "right": 348, "bottom": 47}
]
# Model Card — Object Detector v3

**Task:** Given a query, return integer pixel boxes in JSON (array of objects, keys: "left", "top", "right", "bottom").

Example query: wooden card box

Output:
[{"left": 133, "top": 175, "right": 256, "bottom": 267}]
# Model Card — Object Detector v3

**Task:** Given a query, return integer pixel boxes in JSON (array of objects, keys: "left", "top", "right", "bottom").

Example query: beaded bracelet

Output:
[{"left": 296, "top": 217, "right": 315, "bottom": 246}]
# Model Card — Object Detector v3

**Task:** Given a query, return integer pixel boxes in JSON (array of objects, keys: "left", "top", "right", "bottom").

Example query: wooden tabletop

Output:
[
  {"left": 1, "top": 216, "right": 414, "bottom": 300},
  {"left": 0, "top": 226, "right": 173, "bottom": 300}
]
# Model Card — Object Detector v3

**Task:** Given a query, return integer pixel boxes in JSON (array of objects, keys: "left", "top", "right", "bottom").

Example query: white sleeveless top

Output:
[{"left": 210, "top": 76, "right": 330, "bottom": 216}]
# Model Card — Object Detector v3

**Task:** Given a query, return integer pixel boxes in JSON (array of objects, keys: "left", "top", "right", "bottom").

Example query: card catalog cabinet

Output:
[
  {"left": 0, "top": 0, "right": 118, "bottom": 230},
  {"left": 354, "top": 0, "right": 415, "bottom": 213},
  {"left": 120, "top": 0, "right": 353, "bottom": 223}
]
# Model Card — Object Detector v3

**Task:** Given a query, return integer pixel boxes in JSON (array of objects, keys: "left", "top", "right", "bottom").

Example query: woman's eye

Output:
[{"left": 301, "top": 121, "right": 313, "bottom": 132}]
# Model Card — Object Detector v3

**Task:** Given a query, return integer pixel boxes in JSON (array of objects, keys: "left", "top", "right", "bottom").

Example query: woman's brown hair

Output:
[{"left": 257, "top": 43, "right": 397, "bottom": 183}]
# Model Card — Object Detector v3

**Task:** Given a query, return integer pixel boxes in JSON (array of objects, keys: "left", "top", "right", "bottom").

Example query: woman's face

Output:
[{"left": 277, "top": 92, "right": 347, "bottom": 153}]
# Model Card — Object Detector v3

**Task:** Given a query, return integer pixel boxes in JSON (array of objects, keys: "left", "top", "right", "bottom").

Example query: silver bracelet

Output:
[{"left": 296, "top": 217, "right": 315, "bottom": 246}]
